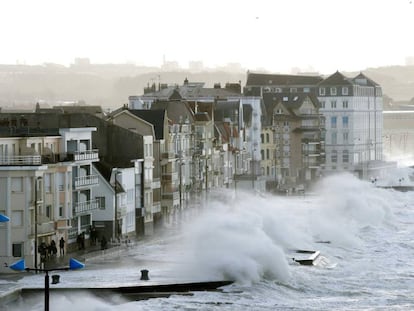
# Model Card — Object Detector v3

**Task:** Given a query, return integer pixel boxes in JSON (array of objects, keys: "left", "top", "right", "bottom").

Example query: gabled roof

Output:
[
  {"left": 318, "top": 71, "right": 353, "bottom": 86},
  {"left": 262, "top": 93, "right": 320, "bottom": 120},
  {"left": 215, "top": 121, "right": 239, "bottom": 144},
  {"left": 129, "top": 109, "right": 166, "bottom": 140},
  {"left": 151, "top": 100, "right": 194, "bottom": 125},
  {"left": 246, "top": 72, "right": 323, "bottom": 86},
  {"left": 353, "top": 73, "right": 380, "bottom": 87}
]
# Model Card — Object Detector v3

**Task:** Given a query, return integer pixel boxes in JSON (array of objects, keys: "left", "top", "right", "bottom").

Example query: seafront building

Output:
[
  {"left": 0, "top": 127, "right": 99, "bottom": 273},
  {"left": 245, "top": 71, "right": 389, "bottom": 183}
]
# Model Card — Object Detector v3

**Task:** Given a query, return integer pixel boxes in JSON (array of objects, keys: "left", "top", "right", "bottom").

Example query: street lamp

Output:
[
  {"left": 34, "top": 176, "right": 42, "bottom": 273},
  {"left": 113, "top": 170, "right": 122, "bottom": 242},
  {"left": 9, "top": 258, "right": 85, "bottom": 311}
]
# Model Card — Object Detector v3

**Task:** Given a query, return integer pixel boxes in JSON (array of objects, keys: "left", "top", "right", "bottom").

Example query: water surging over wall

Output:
[{"left": 178, "top": 173, "right": 395, "bottom": 284}]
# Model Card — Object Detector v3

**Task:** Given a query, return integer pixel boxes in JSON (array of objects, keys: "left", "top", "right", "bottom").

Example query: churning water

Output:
[{"left": 3, "top": 171, "right": 414, "bottom": 310}]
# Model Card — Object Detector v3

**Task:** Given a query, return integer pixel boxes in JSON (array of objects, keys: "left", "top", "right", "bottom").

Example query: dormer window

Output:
[
  {"left": 330, "top": 87, "right": 337, "bottom": 95},
  {"left": 342, "top": 87, "right": 348, "bottom": 95},
  {"left": 319, "top": 87, "right": 326, "bottom": 96}
]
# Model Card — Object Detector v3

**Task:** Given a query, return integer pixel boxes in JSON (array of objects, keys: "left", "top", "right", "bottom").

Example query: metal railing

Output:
[
  {"left": 73, "top": 149, "right": 99, "bottom": 161},
  {"left": 0, "top": 155, "right": 41, "bottom": 165},
  {"left": 73, "top": 199, "right": 100, "bottom": 215},
  {"left": 74, "top": 175, "right": 99, "bottom": 189}
]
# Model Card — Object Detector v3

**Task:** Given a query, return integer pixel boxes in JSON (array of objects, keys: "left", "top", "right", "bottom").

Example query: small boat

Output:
[{"left": 291, "top": 250, "right": 321, "bottom": 266}]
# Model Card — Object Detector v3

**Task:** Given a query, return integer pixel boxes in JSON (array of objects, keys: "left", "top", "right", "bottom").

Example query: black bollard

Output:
[
  {"left": 140, "top": 269, "right": 149, "bottom": 280},
  {"left": 51, "top": 275, "right": 60, "bottom": 284}
]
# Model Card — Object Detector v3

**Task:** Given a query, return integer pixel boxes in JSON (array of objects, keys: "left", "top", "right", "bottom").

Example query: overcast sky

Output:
[{"left": 1, "top": 0, "right": 413, "bottom": 74}]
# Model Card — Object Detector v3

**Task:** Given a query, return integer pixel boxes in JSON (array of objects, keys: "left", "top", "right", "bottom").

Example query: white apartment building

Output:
[
  {"left": 0, "top": 127, "right": 99, "bottom": 272},
  {"left": 317, "top": 72, "right": 383, "bottom": 178}
]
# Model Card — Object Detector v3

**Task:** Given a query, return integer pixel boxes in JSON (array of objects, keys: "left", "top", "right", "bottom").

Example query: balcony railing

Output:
[
  {"left": 162, "top": 191, "right": 179, "bottom": 201},
  {"left": 73, "top": 199, "right": 100, "bottom": 215},
  {"left": 72, "top": 149, "right": 99, "bottom": 162},
  {"left": 153, "top": 202, "right": 161, "bottom": 213},
  {"left": 0, "top": 155, "right": 41, "bottom": 166},
  {"left": 74, "top": 174, "right": 99, "bottom": 189}
]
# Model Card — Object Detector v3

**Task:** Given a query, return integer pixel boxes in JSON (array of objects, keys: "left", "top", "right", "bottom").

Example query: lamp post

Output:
[
  {"left": 113, "top": 170, "right": 121, "bottom": 242},
  {"left": 34, "top": 176, "right": 42, "bottom": 273},
  {"left": 10, "top": 258, "right": 84, "bottom": 311}
]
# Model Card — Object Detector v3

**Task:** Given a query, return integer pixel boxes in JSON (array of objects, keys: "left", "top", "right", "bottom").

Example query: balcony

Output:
[
  {"left": 0, "top": 155, "right": 41, "bottom": 166},
  {"left": 72, "top": 149, "right": 99, "bottom": 162},
  {"left": 74, "top": 174, "right": 99, "bottom": 189},
  {"left": 152, "top": 202, "right": 161, "bottom": 213},
  {"left": 162, "top": 191, "right": 179, "bottom": 201},
  {"left": 162, "top": 172, "right": 178, "bottom": 181},
  {"left": 73, "top": 199, "right": 100, "bottom": 215},
  {"left": 30, "top": 221, "right": 55, "bottom": 237},
  {"left": 152, "top": 178, "right": 161, "bottom": 189}
]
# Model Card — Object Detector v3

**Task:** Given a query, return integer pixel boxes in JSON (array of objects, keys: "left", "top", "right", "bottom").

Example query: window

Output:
[
  {"left": 342, "top": 87, "right": 348, "bottom": 95},
  {"left": 261, "top": 150, "right": 264, "bottom": 160},
  {"left": 343, "top": 101, "right": 348, "bottom": 108},
  {"left": 58, "top": 173, "right": 65, "bottom": 191},
  {"left": 11, "top": 177, "right": 23, "bottom": 192},
  {"left": 330, "top": 87, "right": 337, "bottom": 95},
  {"left": 331, "top": 150, "right": 338, "bottom": 163},
  {"left": 343, "top": 150, "right": 349, "bottom": 163},
  {"left": 96, "top": 196, "right": 106, "bottom": 210},
  {"left": 266, "top": 133, "right": 270, "bottom": 143},
  {"left": 44, "top": 174, "right": 51, "bottom": 193},
  {"left": 319, "top": 88, "right": 326, "bottom": 95},
  {"left": 127, "top": 189, "right": 134, "bottom": 203},
  {"left": 331, "top": 132, "right": 337, "bottom": 145},
  {"left": 343, "top": 132, "right": 349, "bottom": 143},
  {"left": 46, "top": 205, "right": 51, "bottom": 218},
  {"left": 290, "top": 88, "right": 297, "bottom": 93},
  {"left": 261, "top": 134, "right": 264, "bottom": 143},
  {"left": 320, "top": 101, "right": 325, "bottom": 108},
  {"left": 303, "top": 87, "right": 310, "bottom": 93},
  {"left": 266, "top": 149, "right": 270, "bottom": 159},
  {"left": 12, "top": 243, "right": 22, "bottom": 257},
  {"left": 59, "top": 205, "right": 63, "bottom": 217},
  {"left": 331, "top": 116, "right": 337, "bottom": 128},
  {"left": 11, "top": 211, "right": 23, "bottom": 226},
  {"left": 342, "top": 116, "right": 349, "bottom": 128},
  {"left": 331, "top": 101, "right": 337, "bottom": 108},
  {"left": 80, "top": 214, "right": 91, "bottom": 227}
]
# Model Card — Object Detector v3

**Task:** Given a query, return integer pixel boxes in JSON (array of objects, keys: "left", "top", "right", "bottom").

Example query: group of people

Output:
[
  {"left": 37, "top": 226, "right": 111, "bottom": 263},
  {"left": 38, "top": 237, "right": 65, "bottom": 262}
]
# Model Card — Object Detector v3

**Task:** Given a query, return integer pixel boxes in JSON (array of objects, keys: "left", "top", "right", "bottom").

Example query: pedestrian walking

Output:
[{"left": 59, "top": 237, "right": 65, "bottom": 256}]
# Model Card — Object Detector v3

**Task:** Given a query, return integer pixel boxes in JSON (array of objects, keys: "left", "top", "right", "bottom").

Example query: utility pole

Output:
[
  {"left": 34, "top": 176, "right": 42, "bottom": 273},
  {"left": 113, "top": 170, "right": 121, "bottom": 242}
]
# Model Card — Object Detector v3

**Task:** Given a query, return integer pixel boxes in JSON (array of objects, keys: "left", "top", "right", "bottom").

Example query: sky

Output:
[{"left": 0, "top": 0, "right": 413, "bottom": 74}]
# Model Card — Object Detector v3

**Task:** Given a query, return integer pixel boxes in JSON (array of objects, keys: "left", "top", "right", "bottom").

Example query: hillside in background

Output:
[{"left": 0, "top": 63, "right": 413, "bottom": 111}]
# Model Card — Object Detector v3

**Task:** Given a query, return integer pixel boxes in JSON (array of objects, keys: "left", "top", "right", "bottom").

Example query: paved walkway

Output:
[{"left": 44, "top": 239, "right": 135, "bottom": 270}]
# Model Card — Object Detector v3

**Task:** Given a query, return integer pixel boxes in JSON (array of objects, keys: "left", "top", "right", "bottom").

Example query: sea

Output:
[{"left": 1, "top": 167, "right": 414, "bottom": 311}]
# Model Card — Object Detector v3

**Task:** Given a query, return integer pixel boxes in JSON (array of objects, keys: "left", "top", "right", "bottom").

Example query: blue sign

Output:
[
  {"left": 9, "top": 259, "right": 26, "bottom": 271},
  {"left": 69, "top": 258, "right": 85, "bottom": 270},
  {"left": 0, "top": 214, "right": 10, "bottom": 222}
]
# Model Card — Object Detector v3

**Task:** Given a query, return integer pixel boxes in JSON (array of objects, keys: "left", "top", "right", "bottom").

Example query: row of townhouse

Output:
[
  {"left": 130, "top": 77, "right": 326, "bottom": 194},
  {"left": 0, "top": 71, "right": 390, "bottom": 272}
]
